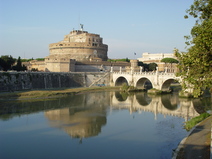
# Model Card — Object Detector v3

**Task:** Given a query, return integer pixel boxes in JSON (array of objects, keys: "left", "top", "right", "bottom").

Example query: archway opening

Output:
[
  {"left": 115, "top": 77, "right": 128, "bottom": 86},
  {"left": 161, "top": 79, "right": 181, "bottom": 92},
  {"left": 136, "top": 78, "right": 153, "bottom": 90}
]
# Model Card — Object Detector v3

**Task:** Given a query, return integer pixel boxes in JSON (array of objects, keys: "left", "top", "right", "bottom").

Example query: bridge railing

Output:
[{"left": 112, "top": 71, "right": 176, "bottom": 76}]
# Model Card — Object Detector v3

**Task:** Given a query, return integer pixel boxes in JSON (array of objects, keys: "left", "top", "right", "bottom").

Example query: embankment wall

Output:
[{"left": 0, "top": 72, "right": 111, "bottom": 92}]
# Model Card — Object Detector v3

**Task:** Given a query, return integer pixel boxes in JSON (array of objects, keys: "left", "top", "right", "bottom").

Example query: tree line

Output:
[
  {"left": 0, "top": 55, "right": 45, "bottom": 71},
  {"left": 0, "top": 55, "right": 27, "bottom": 71}
]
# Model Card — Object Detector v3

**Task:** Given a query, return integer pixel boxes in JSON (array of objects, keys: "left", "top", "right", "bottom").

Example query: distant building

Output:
[
  {"left": 137, "top": 52, "right": 178, "bottom": 73},
  {"left": 137, "top": 52, "right": 176, "bottom": 63}
]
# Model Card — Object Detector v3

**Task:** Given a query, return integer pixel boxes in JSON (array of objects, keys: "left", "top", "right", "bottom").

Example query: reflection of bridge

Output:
[
  {"left": 110, "top": 92, "right": 199, "bottom": 121},
  {"left": 43, "top": 91, "right": 200, "bottom": 140},
  {"left": 111, "top": 71, "right": 181, "bottom": 91}
]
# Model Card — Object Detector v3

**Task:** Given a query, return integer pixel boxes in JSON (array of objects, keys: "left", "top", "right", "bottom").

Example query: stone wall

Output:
[
  {"left": 75, "top": 61, "right": 130, "bottom": 72},
  {"left": 0, "top": 72, "right": 110, "bottom": 92}
]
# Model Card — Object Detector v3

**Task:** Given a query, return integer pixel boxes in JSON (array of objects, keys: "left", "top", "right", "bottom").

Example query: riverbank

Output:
[
  {"left": 173, "top": 115, "right": 212, "bottom": 159},
  {"left": 0, "top": 86, "right": 120, "bottom": 101}
]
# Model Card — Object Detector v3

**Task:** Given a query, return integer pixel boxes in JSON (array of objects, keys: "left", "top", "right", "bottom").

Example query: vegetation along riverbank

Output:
[{"left": 0, "top": 86, "right": 120, "bottom": 101}]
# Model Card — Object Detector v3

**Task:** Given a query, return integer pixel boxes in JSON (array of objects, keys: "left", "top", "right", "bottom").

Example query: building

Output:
[
  {"left": 137, "top": 52, "right": 176, "bottom": 63},
  {"left": 45, "top": 26, "right": 108, "bottom": 72},
  {"left": 23, "top": 28, "right": 177, "bottom": 73},
  {"left": 137, "top": 52, "right": 178, "bottom": 73},
  {"left": 23, "top": 27, "right": 131, "bottom": 72}
]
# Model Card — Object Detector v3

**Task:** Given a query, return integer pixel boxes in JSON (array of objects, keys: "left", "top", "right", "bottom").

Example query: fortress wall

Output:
[
  {"left": 0, "top": 72, "right": 110, "bottom": 92},
  {"left": 75, "top": 61, "right": 130, "bottom": 72}
]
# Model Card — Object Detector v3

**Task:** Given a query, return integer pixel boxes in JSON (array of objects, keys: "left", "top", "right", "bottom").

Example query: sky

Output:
[{"left": 0, "top": 0, "right": 196, "bottom": 59}]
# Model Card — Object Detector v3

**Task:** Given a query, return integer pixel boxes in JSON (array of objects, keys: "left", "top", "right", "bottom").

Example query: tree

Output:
[
  {"left": 161, "top": 58, "right": 179, "bottom": 64},
  {"left": 161, "top": 58, "right": 179, "bottom": 73},
  {"left": 0, "top": 55, "right": 16, "bottom": 71},
  {"left": 12, "top": 56, "right": 27, "bottom": 71},
  {"left": 175, "top": 0, "right": 212, "bottom": 97},
  {"left": 148, "top": 63, "right": 158, "bottom": 71},
  {"left": 138, "top": 61, "right": 149, "bottom": 71}
]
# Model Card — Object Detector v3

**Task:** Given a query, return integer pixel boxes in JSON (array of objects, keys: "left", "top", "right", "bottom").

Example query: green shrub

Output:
[{"left": 184, "top": 112, "right": 210, "bottom": 131}]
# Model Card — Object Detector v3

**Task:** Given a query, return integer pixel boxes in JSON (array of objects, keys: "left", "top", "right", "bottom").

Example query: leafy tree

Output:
[
  {"left": 161, "top": 58, "right": 179, "bottom": 63},
  {"left": 175, "top": 0, "right": 212, "bottom": 97},
  {"left": 148, "top": 63, "right": 158, "bottom": 71},
  {"left": 138, "top": 61, "right": 149, "bottom": 71},
  {"left": 0, "top": 55, "right": 16, "bottom": 71}
]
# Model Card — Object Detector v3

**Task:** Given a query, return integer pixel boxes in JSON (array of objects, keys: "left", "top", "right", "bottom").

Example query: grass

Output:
[
  {"left": 184, "top": 112, "right": 210, "bottom": 131},
  {"left": 0, "top": 86, "right": 120, "bottom": 100}
]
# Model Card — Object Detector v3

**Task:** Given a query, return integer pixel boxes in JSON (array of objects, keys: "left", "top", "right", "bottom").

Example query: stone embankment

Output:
[{"left": 0, "top": 72, "right": 110, "bottom": 92}]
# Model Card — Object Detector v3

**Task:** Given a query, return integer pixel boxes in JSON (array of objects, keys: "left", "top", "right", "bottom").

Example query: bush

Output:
[{"left": 184, "top": 112, "right": 210, "bottom": 131}]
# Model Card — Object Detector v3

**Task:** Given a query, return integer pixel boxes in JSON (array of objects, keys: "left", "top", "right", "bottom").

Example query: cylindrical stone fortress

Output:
[{"left": 48, "top": 30, "right": 108, "bottom": 61}]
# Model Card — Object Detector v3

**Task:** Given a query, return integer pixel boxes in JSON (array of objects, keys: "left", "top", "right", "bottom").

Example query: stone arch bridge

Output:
[{"left": 111, "top": 71, "right": 182, "bottom": 91}]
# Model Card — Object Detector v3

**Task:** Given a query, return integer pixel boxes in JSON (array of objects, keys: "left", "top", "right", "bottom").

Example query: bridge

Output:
[{"left": 111, "top": 70, "right": 182, "bottom": 91}]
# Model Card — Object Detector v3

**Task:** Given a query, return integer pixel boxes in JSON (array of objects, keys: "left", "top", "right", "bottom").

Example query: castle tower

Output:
[
  {"left": 45, "top": 28, "right": 108, "bottom": 72},
  {"left": 47, "top": 29, "right": 108, "bottom": 61}
]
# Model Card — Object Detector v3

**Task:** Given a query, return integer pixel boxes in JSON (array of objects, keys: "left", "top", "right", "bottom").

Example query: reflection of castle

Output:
[
  {"left": 44, "top": 91, "right": 110, "bottom": 139},
  {"left": 45, "top": 107, "right": 106, "bottom": 138}
]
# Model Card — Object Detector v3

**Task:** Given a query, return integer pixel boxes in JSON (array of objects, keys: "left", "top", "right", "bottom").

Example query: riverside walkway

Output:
[{"left": 173, "top": 116, "right": 212, "bottom": 159}]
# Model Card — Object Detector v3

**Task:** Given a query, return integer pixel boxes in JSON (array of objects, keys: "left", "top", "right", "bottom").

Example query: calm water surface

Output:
[{"left": 0, "top": 91, "right": 211, "bottom": 159}]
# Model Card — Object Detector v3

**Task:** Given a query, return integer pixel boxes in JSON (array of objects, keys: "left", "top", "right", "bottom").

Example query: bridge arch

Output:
[
  {"left": 161, "top": 78, "right": 176, "bottom": 91},
  {"left": 115, "top": 76, "right": 128, "bottom": 86},
  {"left": 136, "top": 78, "right": 153, "bottom": 90}
]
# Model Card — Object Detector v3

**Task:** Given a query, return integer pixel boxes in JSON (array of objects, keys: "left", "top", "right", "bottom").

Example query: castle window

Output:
[{"left": 59, "top": 44, "right": 63, "bottom": 46}]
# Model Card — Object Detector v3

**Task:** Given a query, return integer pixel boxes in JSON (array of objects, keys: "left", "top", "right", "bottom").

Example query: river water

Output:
[{"left": 0, "top": 91, "right": 211, "bottom": 159}]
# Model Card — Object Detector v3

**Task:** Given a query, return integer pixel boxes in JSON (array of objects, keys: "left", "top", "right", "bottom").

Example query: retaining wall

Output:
[{"left": 0, "top": 72, "right": 110, "bottom": 92}]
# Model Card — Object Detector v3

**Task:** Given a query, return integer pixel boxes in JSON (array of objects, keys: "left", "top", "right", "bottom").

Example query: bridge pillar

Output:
[{"left": 110, "top": 67, "right": 113, "bottom": 72}]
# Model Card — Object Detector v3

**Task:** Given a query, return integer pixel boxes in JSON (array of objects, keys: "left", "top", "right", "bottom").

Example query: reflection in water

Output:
[
  {"left": 42, "top": 92, "right": 202, "bottom": 140},
  {"left": 0, "top": 91, "right": 209, "bottom": 139},
  {"left": 0, "top": 91, "right": 211, "bottom": 159},
  {"left": 45, "top": 107, "right": 107, "bottom": 139},
  {"left": 161, "top": 93, "right": 179, "bottom": 110},
  {"left": 135, "top": 92, "right": 152, "bottom": 106},
  {"left": 115, "top": 91, "right": 128, "bottom": 101},
  {"left": 111, "top": 91, "right": 200, "bottom": 121},
  {"left": 44, "top": 92, "right": 109, "bottom": 139}
]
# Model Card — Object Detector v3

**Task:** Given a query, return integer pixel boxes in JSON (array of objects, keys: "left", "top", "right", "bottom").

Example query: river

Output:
[{"left": 0, "top": 91, "right": 211, "bottom": 159}]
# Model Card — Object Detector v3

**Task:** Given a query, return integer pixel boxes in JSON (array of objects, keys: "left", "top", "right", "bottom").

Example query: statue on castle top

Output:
[{"left": 80, "top": 24, "right": 84, "bottom": 31}]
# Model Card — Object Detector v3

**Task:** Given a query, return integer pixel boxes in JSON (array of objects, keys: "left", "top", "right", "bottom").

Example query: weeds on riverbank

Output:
[
  {"left": 0, "top": 87, "right": 119, "bottom": 100},
  {"left": 184, "top": 112, "right": 210, "bottom": 131}
]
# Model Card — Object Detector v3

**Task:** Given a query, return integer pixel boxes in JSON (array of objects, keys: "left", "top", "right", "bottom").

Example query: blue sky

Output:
[{"left": 0, "top": 0, "right": 195, "bottom": 59}]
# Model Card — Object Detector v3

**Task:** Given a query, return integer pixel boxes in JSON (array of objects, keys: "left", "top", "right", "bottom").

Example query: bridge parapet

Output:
[
  {"left": 112, "top": 71, "right": 180, "bottom": 91},
  {"left": 113, "top": 71, "right": 175, "bottom": 76}
]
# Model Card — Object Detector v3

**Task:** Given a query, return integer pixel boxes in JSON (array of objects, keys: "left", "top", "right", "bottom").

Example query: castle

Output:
[
  {"left": 45, "top": 25, "right": 109, "bottom": 72},
  {"left": 24, "top": 26, "right": 177, "bottom": 73},
  {"left": 24, "top": 26, "right": 130, "bottom": 72}
]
